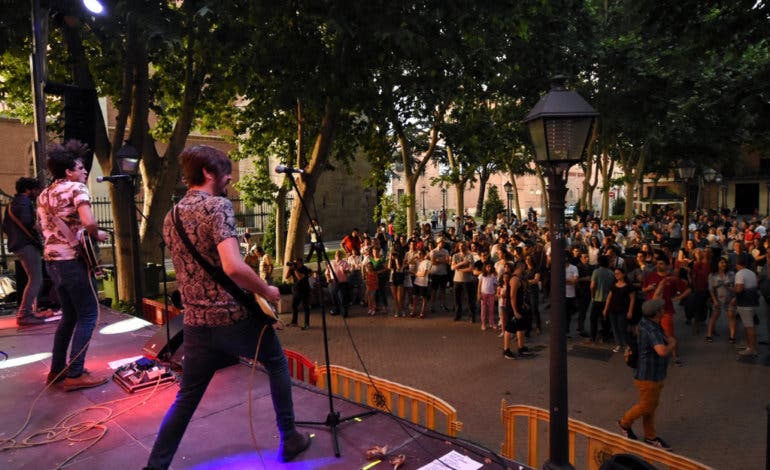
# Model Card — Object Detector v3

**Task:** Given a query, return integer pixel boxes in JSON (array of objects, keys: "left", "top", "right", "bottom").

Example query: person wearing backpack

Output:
[{"left": 617, "top": 298, "right": 677, "bottom": 451}]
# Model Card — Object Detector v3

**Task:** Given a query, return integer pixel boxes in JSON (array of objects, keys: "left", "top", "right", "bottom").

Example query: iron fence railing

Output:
[{"left": 0, "top": 195, "right": 288, "bottom": 270}]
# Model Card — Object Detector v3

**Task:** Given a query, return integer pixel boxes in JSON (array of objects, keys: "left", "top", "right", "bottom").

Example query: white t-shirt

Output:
[
  {"left": 735, "top": 267, "right": 758, "bottom": 290},
  {"left": 414, "top": 259, "right": 431, "bottom": 287},
  {"left": 565, "top": 263, "right": 579, "bottom": 298}
]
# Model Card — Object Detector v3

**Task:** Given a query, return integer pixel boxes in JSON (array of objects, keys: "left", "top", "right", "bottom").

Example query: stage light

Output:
[
  {"left": 83, "top": 0, "right": 105, "bottom": 15},
  {"left": 0, "top": 352, "right": 52, "bottom": 370},
  {"left": 99, "top": 317, "right": 152, "bottom": 335}
]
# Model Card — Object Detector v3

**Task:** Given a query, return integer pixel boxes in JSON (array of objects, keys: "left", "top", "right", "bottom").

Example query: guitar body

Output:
[
  {"left": 254, "top": 292, "right": 280, "bottom": 323},
  {"left": 76, "top": 229, "right": 102, "bottom": 275}
]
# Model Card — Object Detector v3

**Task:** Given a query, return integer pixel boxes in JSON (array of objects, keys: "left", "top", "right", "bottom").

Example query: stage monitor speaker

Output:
[{"left": 143, "top": 313, "right": 184, "bottom": 360}]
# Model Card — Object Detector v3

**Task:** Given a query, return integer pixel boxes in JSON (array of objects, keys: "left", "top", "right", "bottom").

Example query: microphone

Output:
[
  {"left": 96, "top": 175, "right": 132, "bottom": 183},
  {"left": 274, "top": 164, "right": 305, "bottom": 175}
]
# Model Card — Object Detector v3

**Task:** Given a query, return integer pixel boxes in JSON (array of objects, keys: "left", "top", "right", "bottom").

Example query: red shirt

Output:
[
  {"left": 691, "top": 261, "right": 710, "bottom": 292},
  {"left": 643, "top": 270, "right": 688, "bottom": 315}
]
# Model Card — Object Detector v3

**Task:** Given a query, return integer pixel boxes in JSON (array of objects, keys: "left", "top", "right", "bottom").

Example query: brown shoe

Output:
[
  {"left": 46, "top": 371, "right": 66, "bottom": 386},
  {"left": 62, "top": 371, "right": 108, "bottom": 391}
]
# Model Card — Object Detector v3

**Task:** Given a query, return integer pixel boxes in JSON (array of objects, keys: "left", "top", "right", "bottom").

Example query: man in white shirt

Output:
[
  {"left": 565, "top": 258, "right": 579, "bottom": 336},
  {"left": 734, "top": 254, "right": 760, "bottom": 357}
]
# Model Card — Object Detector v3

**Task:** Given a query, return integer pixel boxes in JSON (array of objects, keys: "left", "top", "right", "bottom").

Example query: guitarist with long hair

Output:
[
  {"left": 37, "top": 140, "right": 109, "bottom": 390},
  {"left": 144, "top": 145, "right": 310, "bottom": 470}
]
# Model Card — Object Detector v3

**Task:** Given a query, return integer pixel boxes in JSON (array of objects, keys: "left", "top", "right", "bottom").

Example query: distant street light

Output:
[
  {"left": 440, "top": 184, "right": 447, "bottom": 231},
  {"left": 523, "top": 75, "right": 598, "bottom": 470},
  {"left": 421, "top": 185, "right": 427, "bottom": 218},
  {"left": 676, "top": 159, "right": 696, "bottom": 243}
]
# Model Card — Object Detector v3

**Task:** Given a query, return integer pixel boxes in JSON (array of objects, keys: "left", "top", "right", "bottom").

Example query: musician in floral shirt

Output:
[{"left": 37, "top": 140, "right": 108, "bottom": 391}]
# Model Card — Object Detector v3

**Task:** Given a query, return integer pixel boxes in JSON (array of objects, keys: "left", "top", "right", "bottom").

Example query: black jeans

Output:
[
  {"left": 453, "top": 280, "right": 477, "bottom": 321},
  {"left": 331, "top": 281, "right": 350, "bottom": 317},
  {"left": 146, "top": 316, "right": 296, "bottom": 469},
  {"left": 291, "top": 288, "right": 311, "bottom": 325},
  {"left": 590, "top": 300, "right": 608, "bottom": 341}
]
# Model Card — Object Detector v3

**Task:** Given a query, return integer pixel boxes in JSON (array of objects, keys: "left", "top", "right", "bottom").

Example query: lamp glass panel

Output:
[
  {"left": 526, "top": 118, "right": 547, "bottom": 163},
  {"left": 543, "top": 117, "right": 593, "bottom": 163},
  {"left": 119, "top": 157, "right": 140, "bottom": 175}
]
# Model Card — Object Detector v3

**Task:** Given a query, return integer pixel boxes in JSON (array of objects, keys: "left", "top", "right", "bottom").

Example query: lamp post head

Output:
[
  {"left": 523, "top": 76, "right": 598, "bottom": 169},
  {"left": 504, "top": 181, "right": 513, "bottom": 195},
  {"left": 702, "top": 167, "right": 717, "bottom": 183},
  {"left": 116, "top": 143, "right": 141, "bottom": 176},
  {"left": 676, "top": 159, "right": 696, "bottom": 180}
]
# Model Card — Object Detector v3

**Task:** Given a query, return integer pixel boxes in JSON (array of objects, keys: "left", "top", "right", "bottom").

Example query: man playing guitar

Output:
[
  {"left": 144, "top": 145, "right": 310, "bottom": 470},
  {"left": 38, "top": 140, "right": 109, "bottom": 391}
]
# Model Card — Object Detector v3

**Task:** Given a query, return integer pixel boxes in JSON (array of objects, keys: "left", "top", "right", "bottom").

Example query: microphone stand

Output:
[{"left": 283, "top": 172, "right": 375, "bottom": 458}]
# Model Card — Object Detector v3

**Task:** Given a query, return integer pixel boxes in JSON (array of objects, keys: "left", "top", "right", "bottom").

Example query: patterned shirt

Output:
[
  {"left": 163, "top": 190, "right": 246, "bottom": 327},
  {"left": 37, "top": 179, "right": 91, "bottom": 261},
  {"left": 634, "top": 317, "right": 669, "bottom": 382}
]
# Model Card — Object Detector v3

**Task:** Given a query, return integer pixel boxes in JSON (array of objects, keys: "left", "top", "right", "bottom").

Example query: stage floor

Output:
[{"left": 0, "top": 308, "right": 525, "bottom": 470}]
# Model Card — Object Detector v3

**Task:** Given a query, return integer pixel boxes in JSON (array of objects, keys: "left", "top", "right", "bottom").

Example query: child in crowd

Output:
[
  {"left": 478, "top": 262, "right": 498, "bottom": 330},
  {"left": 364, "top": 262, "right": 378, "bottom": 315},
  {"left": 497, "top": 271, "right": 511, "bottom": 337}
]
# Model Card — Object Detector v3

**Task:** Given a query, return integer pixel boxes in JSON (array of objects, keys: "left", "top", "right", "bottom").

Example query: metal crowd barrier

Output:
[
  {"left": 316, "top": 364, "right": 463, "bottom": 437},
  {"left": 500, "top": 401, "right": 713, "bottom": 470}
]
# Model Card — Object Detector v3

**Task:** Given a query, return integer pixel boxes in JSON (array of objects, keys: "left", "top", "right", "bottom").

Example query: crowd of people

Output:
[{"left": 265, "top": 207, "right": 767, "bottom": 365}]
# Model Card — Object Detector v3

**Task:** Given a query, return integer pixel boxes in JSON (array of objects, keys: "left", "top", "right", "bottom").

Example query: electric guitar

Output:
[
  {"left": 253, "top": 292, "right": 280, "bottom": 323},
  {"left": 76, "top": 229, "right": 103, "bottom": 276}
]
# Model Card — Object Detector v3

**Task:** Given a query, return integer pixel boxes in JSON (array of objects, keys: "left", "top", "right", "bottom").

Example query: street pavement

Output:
[{"left": 277, "top": 292, "right": 770, "bottom": 470}]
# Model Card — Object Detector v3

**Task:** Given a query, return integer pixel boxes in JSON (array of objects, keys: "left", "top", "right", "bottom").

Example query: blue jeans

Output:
[
  {"left": 47, "top": 259, "right": 98, "bottom": 378},
  {"left": 15, "top": 244, "right": 43, "bottom": 316},
  {"left": 146, "top": 316, "right": 296, "bottom": 469}
]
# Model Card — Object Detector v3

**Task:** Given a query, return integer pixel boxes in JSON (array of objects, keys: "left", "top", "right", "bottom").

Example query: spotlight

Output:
[{"left": 82, "top": 0, "right": 105, "bottom": 15}]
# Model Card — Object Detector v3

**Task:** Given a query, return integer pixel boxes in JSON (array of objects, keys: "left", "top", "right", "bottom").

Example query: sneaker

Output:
[
  {"left": 503, "top": 349, "right": 517, "bottom": 360},
  {"left": 738, "top": 348, "right": 758, "bottom": 357},
  {"left": 644, "top": 436, "right": 672, "bottom": 451},
  {"left": 280, "top": 431, "right": 311, "bottom": 462},
  {"left": 481, "top": 325, "right": 486, "bottom": 331},
  {"left": 618, "top": 421, "right": 637, "bottom": 440},
  {"left": 704, "top": 336, "right": 713, "bottom": 343},
  {"left": 301, "top": 324, "right": 309, "bottom": 330},
  {"left": 674, "top": 358, "right": 683, "bottom": 367},
  {"left": 61, "top": 371, "right": 108, "bottom": 392},
  {"left": 612, "top": 345, "right": 621, "bottom": 353},
  {"left": 518, "top": 347, "right": 533, "bottom": 357},
  {"left": 498, "top": 331, "right": 505, "bottom": 338}
]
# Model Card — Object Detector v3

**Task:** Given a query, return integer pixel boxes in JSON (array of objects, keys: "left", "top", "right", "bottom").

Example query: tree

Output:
[{"left": 481, "top": 185, "right": 505, "bottom": 225}]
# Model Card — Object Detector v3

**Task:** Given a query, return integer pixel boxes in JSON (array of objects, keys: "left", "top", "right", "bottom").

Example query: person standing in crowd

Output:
[
  {"left": 326, "top": 249, "right": 351, "bottom": 318},
  {"left": 502, "top": 259, "right": 532, "bottom": 359},
  {"left": 340, "top": 228, "right": 361, "bottom": 255},
  {"left": 145, "top": 145, "right": 309, "bottom": 469},
  {"left": 733, "top": 254, "right": 760, "bottom": 357},
  {"left": 524, "top": 255, "right": 542, "bottom": 335},
  {"left": 429, "top": 239, "right": 450, "bottom": 312},
  {"left": 477, "top": 261, "right": 498, "bottom": 330},
  {"left": 387, "top": 249, "right": 406, "bottom": 317},
  {"left": 286, "top": 257, "right": 312, "bottom": 329},
  {"left": 575, "top": 250, "right": 594, "bottom": 337},
  {"left": 3, "top": 177, "right": 50, "bottom": 326},
  {"left": 645, "top": 257, "right": 690, "bottom": 365},
  {"left": 603, "top": 268, "right": 635, "bottom": 353},
  {"left": 38, "top": 141, "right": 109, "bottom": 390},
  {"left": 256, "top": 246, "right": 274, "bottom": 284},
  {"left": 706, "top": 256, "right": 734, "bottom": 343},
  {"left": 564, "top": 256, "right": 579, "bottom": 337},
  {"left": 305, "top": 218, "right": 323, "bottom": 262},
  {"left": 588, "top": 255, "right": 615, "bottom": 343},
  {"left": 411, "top": 249, "right": 431, "bottom": 318},
  {"left": 451, "top": 241, "right": 477, "bottom": 322},
  {"left": 618, "top": 298, "right": 677, "bottom": 451}
]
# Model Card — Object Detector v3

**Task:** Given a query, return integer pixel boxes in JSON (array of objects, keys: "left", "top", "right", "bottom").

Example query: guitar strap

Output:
[{"left": 171, "top": 206, "right": 274, "bottom": 323}]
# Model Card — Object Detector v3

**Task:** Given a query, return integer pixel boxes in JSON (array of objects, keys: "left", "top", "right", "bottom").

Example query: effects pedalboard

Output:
[{"left": 112, "top": 357, "right": 176, "bottom": 393}]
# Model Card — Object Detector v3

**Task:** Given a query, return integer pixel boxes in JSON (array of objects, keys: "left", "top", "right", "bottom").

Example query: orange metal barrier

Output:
[
  {"left": 500, "top": 402, "right": 713, "bottom": 470},
  {"left": 283, "top": 349, "right": 318, "bottom": 385},
  {"left": 316, "top": 364, "right": 463, "bottom": 437}
]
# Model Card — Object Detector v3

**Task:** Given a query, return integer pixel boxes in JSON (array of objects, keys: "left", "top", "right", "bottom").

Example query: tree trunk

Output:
[
  {"left": 511, "top": 176, "right": 523, "bottom": 220},
  {"left": 283, "top": 100, "right": 338, "bottom": 264},
  {"left": 275, "top": 186, "right": 287, "bottom": 266}
]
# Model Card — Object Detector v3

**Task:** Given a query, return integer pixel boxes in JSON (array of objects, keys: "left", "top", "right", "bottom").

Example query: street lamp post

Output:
[
  {"left": 115, "top": 143, "right": 144, "bottom": 319},
  {"left": 421, "top": 184, "right": 427, "bottom": 218},
  {"left": 676, "top": 160, "right": 696, "bottom": 244},
  {"left": 714, "top": 173, "right": 723, "bottom": 209},
  {"left": 440, "top": 184, "right": 447, "bottom": 231},
  {"left": 504, "top": 181, "right": 513, "bottom": 224},
  {"left": 702, "top": 168, "right": 717, "bottom": 210},
  {"left": 523, "top": 76, "right": 598, "bottom": 470}
]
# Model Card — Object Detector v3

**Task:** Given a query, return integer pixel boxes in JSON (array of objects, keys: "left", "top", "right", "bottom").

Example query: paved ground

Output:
[{"left": 278, "top": 293, "right": 770, "bottom": 470}]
